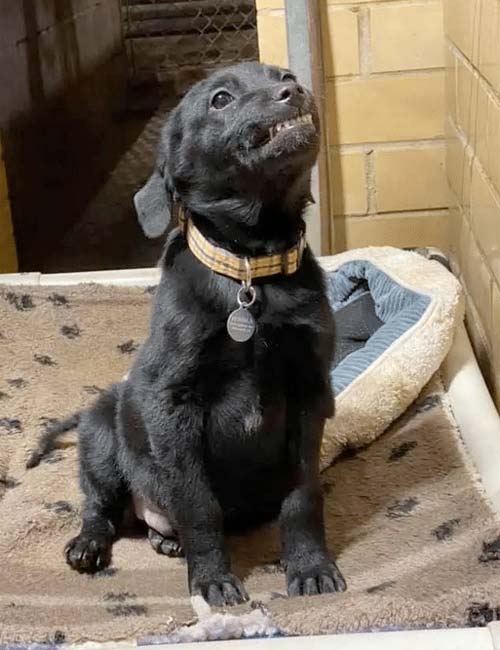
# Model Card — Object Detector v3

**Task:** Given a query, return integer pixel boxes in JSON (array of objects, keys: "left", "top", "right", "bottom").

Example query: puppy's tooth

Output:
[{"left": 269, "top": 127, "right": 273, "bottom": 140}]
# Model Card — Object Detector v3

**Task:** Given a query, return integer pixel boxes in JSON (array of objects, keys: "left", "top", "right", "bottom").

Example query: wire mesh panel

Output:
[{"left": 122, "top": 0, "right": 259, "bottom": 84}]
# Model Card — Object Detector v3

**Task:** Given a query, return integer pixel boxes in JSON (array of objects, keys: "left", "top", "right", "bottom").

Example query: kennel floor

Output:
[{"left": 0, "top": 268, "right": 499, "bottom": 649}]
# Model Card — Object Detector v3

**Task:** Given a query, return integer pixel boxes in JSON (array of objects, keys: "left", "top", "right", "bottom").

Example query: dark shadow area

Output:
[
  {"left": 1, "top": 0, "right": 259, "bottom": 273},
  {"left": 0, "top": 0, "right": 152, "bottom": 272}
]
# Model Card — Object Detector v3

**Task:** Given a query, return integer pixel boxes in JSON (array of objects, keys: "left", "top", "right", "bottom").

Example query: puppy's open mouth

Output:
[
  {"left": 268, "top": 113, "right": 313, "bottom": 141},
  {"left": 254, "top": 113, "right": 315, "bottom": 148}
]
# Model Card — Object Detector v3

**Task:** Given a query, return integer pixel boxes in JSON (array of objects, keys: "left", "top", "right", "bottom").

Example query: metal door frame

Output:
[{"left": 285, "top": 0, "right": 332, "bottom": 255}]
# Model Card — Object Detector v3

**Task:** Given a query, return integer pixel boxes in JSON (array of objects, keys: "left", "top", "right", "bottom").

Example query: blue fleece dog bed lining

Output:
[{"left": 327, "top": 261, "right": 430, "bottom": 396}]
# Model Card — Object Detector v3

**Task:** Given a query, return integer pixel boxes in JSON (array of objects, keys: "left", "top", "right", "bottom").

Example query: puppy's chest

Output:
[{"left": 200, "top": 327, "right": 299, "bottom": 441}]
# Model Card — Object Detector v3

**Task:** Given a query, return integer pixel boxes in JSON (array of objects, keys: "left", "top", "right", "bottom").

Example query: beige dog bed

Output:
[{"left": 321, "top": 247, "right": 464, "bottom": 469}]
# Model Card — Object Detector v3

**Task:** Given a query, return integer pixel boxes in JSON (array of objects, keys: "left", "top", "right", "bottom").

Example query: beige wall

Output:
[
  {"left": 257, "top": 1, "right": 289, "bottom": 68},
  {"left": 257, "top": 0, "right": 448, "bottom": 252},
  {"left": 0, "top": 136, "right": 17, "bottom": 273},
  {"left": 445, "top": 0, "right": 500, "bottom": 407},
  {"left": 0, "top": 0, "right": 126, "bottom": 271}
]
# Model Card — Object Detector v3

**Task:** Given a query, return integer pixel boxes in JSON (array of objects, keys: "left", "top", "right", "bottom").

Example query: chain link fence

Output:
[{"left": 121, "top": 0, "right": 259, "bottom": 86}]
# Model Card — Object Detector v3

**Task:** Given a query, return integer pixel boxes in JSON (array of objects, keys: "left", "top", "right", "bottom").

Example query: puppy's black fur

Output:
[{"left": 63, "top": 62, "right": 346, "bottom": 605}]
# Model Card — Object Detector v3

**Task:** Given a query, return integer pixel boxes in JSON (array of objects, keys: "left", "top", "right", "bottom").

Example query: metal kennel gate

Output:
[{"left": 121, "top": 0, "right": 259, "bottom": 85}]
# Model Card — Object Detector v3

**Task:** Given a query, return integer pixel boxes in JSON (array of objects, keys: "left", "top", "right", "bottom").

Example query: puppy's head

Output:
[{"left": 135, "top": 62, "right": 320, "bottom": 239}]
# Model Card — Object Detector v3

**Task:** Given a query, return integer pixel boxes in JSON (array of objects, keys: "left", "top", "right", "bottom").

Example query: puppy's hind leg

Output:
[
  {"left": 66, "top": 387, "right": 128, "bottom": 574},
  {"left": 133, "top": 494, "right": 184, "bottom": 558}
]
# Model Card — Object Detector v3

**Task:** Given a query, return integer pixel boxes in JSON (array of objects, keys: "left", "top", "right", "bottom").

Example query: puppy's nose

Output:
[{"left": 274, "top": 82, "right": 305, "bottom": 104}]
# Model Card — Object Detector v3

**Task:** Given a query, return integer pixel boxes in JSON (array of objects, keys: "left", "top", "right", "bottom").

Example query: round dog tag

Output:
[{"left": 227, "top": 307, "right": 256, "bottom": 343}]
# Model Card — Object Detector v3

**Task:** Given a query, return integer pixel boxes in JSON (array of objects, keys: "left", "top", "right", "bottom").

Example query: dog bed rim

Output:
[{"left": 319, "top": 246, "right": 454, "bottom": 298}]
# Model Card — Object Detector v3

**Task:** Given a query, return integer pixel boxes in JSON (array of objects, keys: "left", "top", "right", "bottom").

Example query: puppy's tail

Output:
[{"left": 26, "top": 413, "right": 80, "bottom": 469}]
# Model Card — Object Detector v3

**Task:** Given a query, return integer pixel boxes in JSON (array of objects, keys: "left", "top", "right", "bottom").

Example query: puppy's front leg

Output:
[
  {"left": 280, "top": 410, "right": 347, "bottom": 597},
  {"left": 152, "top": 403, "right": 248, "bottom": 607}
]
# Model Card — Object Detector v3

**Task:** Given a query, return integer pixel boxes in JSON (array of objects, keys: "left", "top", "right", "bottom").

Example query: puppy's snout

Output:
[{"left": 274, "top": 82, "right": 305, "bottom": 104}]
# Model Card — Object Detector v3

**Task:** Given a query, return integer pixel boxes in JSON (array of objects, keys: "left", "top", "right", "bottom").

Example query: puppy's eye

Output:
[
  {"left": 211, "top": 91, "right": 234, "bottom": 110},
  {"left": 281, "top": 73, "right": 297, "bottom": 82}
]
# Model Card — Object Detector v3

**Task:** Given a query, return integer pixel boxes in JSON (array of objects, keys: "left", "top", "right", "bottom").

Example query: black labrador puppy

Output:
[{"left": 59, "top": 62, "right": 346, "bottom": 606}]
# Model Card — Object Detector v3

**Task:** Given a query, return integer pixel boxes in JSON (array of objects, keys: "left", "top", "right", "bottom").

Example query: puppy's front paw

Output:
[
  {"left": 287, "top": 560, "right": 347, "bottom": 597},
  {"left": 191, "top": 573, "right": 249, "bottom": 607},
  {"left": 65, "top": 534, "right": 112, "bottom": 573}
]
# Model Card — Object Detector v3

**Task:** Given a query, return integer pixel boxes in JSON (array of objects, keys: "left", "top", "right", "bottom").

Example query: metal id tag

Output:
[{"left": 227, "top": 283, "right": 256, "bottom": 343}]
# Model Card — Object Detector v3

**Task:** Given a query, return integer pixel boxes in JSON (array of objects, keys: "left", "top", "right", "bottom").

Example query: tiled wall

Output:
[
  {"left": 445, "top": 0, "right": 500, "bottom": 407},
  {"left": 0, "top": 136, "right": 17, "bottom": 273},
  {"left": 0, "top": 0, "right": 126, "bottom": 270},
  {"left": 257, "top": 0, "right": 449, "bottom": 252}
]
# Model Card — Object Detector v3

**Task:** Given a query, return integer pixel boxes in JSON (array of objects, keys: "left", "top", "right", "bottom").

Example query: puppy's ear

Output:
[{"left": 134, "top": 157, "right": 172, "bottom": 239}]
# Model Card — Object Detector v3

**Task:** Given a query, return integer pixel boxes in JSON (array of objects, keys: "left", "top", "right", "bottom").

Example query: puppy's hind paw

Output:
[
  {"left": 65, "top": 534, "right": 112, "bottom": 574},
  {"left": 287, "top": 560, "right": 347, "bottom": 597},
  {"left": 148, "top": 527, "right": 184, "bottom": 558},
  {"left": 191, "top": 574, "right": 249, "bottom": 608}
]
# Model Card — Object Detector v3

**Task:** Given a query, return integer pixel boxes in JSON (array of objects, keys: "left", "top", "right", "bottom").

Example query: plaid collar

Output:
[{"left": 177, "top": 205, "right": 306, "bottom": 282}]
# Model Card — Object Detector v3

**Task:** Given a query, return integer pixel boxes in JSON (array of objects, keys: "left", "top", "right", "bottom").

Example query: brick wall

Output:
[
  {"left": 256, "top": 0, "right": 288, "bottom": 68},
  {"left": 0, "top": 0, "right": 126, "bottom": 271},
  {"left": 445, "top": 0, "right": 500, "bottom": 407},
  {"left": 257, "top": 0, "right": 448, "bottom": 252}
]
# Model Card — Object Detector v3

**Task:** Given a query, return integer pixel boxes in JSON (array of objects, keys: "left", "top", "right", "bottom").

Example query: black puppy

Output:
[{"left": 59, "top": 62, "right": 346, "bottom": 605}]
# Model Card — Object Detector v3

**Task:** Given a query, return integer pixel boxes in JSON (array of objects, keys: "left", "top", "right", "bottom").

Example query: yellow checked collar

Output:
[{"left": 177, "top": 205, "right": 306, "bottom": 282}]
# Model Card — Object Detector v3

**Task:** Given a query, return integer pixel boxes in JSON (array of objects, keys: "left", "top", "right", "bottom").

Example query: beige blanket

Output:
[{"left": 0, "top": 284, "right": 499, "bottom": 644}]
